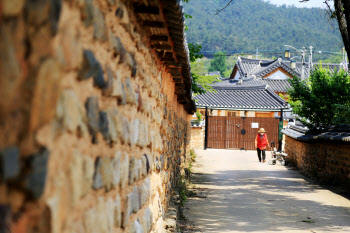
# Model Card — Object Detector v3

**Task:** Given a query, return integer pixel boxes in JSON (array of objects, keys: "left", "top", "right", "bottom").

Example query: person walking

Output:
[{"left": 255, "top": 128, "right": 269, "bottom": 163}]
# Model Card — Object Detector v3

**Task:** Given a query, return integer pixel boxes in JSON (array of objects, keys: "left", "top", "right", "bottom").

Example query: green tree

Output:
[
  {"left": 209, "top": 52, "right": 227, "bottom": 75},
  {"left": 288, "top": 65, "right": 350, "bottom": 128},
  {"left": 191, "top": 59, "right": 220, "bottom": 94}
]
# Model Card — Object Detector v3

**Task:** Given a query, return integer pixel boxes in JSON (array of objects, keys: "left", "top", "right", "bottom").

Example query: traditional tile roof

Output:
[
  {"left": 194, "top": 85, "right": 288, "bottom": 110},
  {"left": 282, "top": 124, "right": 350, "bottom": 143},
  {"left": 232, "top": 57, "right": 343, "bottom": 80},
  {"left": 239, "top": 78, "right": 292, "bottom": 93}
]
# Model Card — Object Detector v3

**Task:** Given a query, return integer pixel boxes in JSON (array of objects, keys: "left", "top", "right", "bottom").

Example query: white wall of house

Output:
[
  {"left": 234, "top": 71, "right": 241, "bottom": 80},
  {"left": 266, "top": 70, "right": 289, "bottom": 80}
]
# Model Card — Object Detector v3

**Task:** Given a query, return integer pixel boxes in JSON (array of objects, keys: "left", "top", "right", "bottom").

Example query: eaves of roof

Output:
[
  {"left": 282, "top": 124, "right": 350, "bottom": 143},
  {"left": 194, "top": 85, "right": 288, "bottom": 110}
]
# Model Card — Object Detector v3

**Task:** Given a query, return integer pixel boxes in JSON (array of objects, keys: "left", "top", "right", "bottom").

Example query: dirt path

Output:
[{"left": 182, "top": 149, "right": 350, "bottom": 233}]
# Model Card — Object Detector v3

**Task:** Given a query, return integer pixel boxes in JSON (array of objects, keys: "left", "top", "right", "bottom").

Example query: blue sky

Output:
[{"left": 263, "top": 0, "right": 326, "bottom": 8}]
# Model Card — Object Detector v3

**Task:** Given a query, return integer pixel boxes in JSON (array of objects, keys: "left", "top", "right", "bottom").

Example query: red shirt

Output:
[{"left": 256, "top": 134, "right": 268, "bottom": 150}]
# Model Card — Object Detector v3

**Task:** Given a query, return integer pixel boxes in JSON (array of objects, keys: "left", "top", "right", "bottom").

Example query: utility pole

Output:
[
  {"left": 256, "top": 47, "right": 260, "bottom": 59},
  {"left": 204, "top": 107, "right": 208, "bottom": 150},
  {"left": 301, "top": 47, "right": 306, "bottom": 81},
  {"left": 308, "top": 46, "right": 313, "bottom": 77},
  {"left": 278, "top": 109, "right": 283, "bottom": 151},
  {"left": 342, "top": 47, "right": 348, "bottom": 71}
]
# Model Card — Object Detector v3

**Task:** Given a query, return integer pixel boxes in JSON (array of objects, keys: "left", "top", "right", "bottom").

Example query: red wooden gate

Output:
[{"left": 207, "top": 116, "right": 280, "bottom": 150}]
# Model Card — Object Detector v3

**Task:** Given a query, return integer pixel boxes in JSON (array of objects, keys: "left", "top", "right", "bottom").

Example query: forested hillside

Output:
[{"left": 184, "top": 0, "right": 343, "bottom": 56}]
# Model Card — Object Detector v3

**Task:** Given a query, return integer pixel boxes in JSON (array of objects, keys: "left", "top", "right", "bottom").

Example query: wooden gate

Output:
[{"left": 207, "top": 116, "right": 280, "bottom": 150}]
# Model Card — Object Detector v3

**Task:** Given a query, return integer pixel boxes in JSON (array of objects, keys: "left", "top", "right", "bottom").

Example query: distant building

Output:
[{"left": 206, "top": 71, "right": 221, "bottom": 78}]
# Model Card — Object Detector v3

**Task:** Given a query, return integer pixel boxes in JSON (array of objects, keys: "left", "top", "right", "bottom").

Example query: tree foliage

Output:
[
  {"left": 209, "top": 52, "right": 227, "bottom": 75},
  {"left": 301, "top": 0, "right": 350, "bottom": 63},
  {"left": 191, "top": 59, "right": 220, "bottom": 94},
  {"left": 288, "top": 65, "right": 350, "bottom": 128},
  {"left": 183, "top": 0, "right": 342, "bottom": 54},
  {"left": 188, "top": 43, "right": 203, "bottom": 62}
]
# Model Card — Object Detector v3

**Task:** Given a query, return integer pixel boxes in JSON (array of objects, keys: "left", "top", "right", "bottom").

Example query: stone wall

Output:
[
  {"left": 190, "top": 127, "right": 204, "bottom": 150},
  {"left": 0, "top": 0, "right": 193, "bottom": 232},
  {"left": 284, "top": 136, "right": 350, "bottom": 189}
]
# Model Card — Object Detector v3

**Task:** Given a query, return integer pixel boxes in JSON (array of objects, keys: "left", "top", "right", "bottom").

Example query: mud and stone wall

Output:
[
  {"left": 190, "top": 127, "right": 204, "bottom": 151},
  {"left": 284, "top": 136, "right": 350, "bottom": 190},
  {"left": 0, "top": 0, "right": 192, "bottom": 232}
]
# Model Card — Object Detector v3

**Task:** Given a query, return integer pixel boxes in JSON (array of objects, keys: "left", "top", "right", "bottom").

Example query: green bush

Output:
[{"left": 288, "top": 65, "right": 350, "bottom": 128}]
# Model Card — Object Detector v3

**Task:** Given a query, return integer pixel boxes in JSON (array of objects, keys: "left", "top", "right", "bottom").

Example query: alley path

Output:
[{"left": 183, "top": 149, "right": 350, "bottom": 233}]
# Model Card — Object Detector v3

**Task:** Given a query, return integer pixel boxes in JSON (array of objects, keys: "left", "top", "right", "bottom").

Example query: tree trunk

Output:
[{"left": 334, "top": 0, "right": 350, "bottom": 63}]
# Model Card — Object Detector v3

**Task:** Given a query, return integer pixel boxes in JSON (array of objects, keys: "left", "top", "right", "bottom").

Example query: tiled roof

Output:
[
  {"left": 234, "top": 57, "right": 342, "bottom": 80},
  {"left": 282, "top": 124, "right": 350, "bottom": 143},
  {"left": 239, "top": 78, "right": 292, "bottom": 93},
  {"left": 194, "top": 85, "right": 288, "bottom": 109}
]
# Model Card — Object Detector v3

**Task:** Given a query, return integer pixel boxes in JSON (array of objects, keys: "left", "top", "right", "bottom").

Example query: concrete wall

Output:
[
  {"left": 0, "top": 1, "right": 192, "bottom": 232},
  {"left": 284, "top": 136, "right": 350, "bottom": 189}
]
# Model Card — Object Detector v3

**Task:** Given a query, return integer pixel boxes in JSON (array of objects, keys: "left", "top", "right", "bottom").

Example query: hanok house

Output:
[
  {"left": 230, "top": 56, "right": 343, "bottom": 95},
  {"left": 193, "top": 85, "right": 289, "bottom": 150},
  {"left": 0, "top": 0, "right": 196, "bottom": 233}
]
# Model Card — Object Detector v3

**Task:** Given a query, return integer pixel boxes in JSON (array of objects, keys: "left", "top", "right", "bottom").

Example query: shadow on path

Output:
[{"left": 186, "top": 168, "right": 350, "bottom": 232}]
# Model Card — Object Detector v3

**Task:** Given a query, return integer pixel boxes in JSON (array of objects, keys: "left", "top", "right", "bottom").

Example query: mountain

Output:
[{"left": 183, "top": 0, "right": 343, "bottom": 59}]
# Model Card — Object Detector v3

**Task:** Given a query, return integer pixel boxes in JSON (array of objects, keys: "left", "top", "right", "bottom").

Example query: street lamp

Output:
[
  {"left": 289, "top": 56, "right": 301, "bottom": 70},
  {"left": 284, "top": 49, "right": 291, "bottom": 59},
  {"left": 290, "top": 60, "right": 296, "bottom": 69},
  {"left": 284, "top": 45, "right": 306, "bottom": 80}
]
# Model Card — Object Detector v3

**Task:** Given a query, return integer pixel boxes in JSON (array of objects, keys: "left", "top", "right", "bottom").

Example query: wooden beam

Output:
[
  {"left": 173, "top": 77, "right": 183, "bottom": 83},
  {"left": 152, "top": 44, "right": 172, "bottom": 50},
  {"left": 163, "top": 52, "right": 174, "bottom": 58},
  {"left": 165, "top": 62, "right": 182, "bottom": 68},
  {"left": 134, "top": 5, "right": 159, "bottom": 14},
  {"left": 169, "top": 68, "right": 181, "bottom": 76},
  {"left": 157, "top": 50, "right": 164, "bottom": 58},
  {"left": 142, "top": 21, "right": 165, "bottom": 28},
  {"left": 150, "top": 35, "right": 168, "bottom": 42},
  {"left": 161, "top": 57, "right": 175, "bottom": 62}
]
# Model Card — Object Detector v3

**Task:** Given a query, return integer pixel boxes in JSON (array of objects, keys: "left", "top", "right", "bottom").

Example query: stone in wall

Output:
[
  {"left": 122, "top": 193, "right": 132, "bottom": 228},
  {"left": 85, "top": 96, "right": 99, "bottom": 142},
  {"left": 130, "top": 220, "right": 143, "bottom": 233},
  {"left": 2, "top": 0, "right": 26, "bottom": 16},
  {"left": 103, "top": 66, "right": 115, "bottom": 96},
  {"left": 0, "top": 147, "right": 20, "bottom": 181},
  {"left": 106, "top": 108, "right": 118, "bottom": 143},
  {"left": 25, "top": 148, "right": 50, "bottom": 199},
  {"left": 99, "top": 111, "right": 110, "bottom": 143},
  {"left": 116, "top": 115, "right": 130, "bottom": 144},
  {"left": 129, "top": 157, "right": 140, "bottom": 185},
  {"left": 114, "top": 195, "right": 122, "bottom": 228},
  {"left": 0, "top": 24, "right": 22, "bottom": 110},
  {"left": 78, "top": 50, "right": 107, "bottom": 89},
  {"left": 93, "top": 156, "right": 113, "bottom": 191},
  {"left": 125, "top": 77, "right": 135, "bottom": 104},
  {"left": 56, "top": 90, "right": 88, "bottom": 136},
  {"left": 30, "top": 59, "right": 61, "bottom": 132},
  {"left": 120, "top": 153, "right": 129, "bottom": 188},
  {"left": 111, "top": 152, "right": 121, "bottom": 188},
  {"left": 93, "top": 6, "right": 107, "bottom": 42},
  {"left": 69, "top": 150, "right": 94, "bottom": 204},
  {"left": 111, "top": 71, "right": 124, "bottom": 100}
]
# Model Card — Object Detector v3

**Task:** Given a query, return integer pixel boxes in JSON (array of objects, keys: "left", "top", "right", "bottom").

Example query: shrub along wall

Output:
[{"left": 0, "top": 0, "right": 195, "bottom": 232}]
